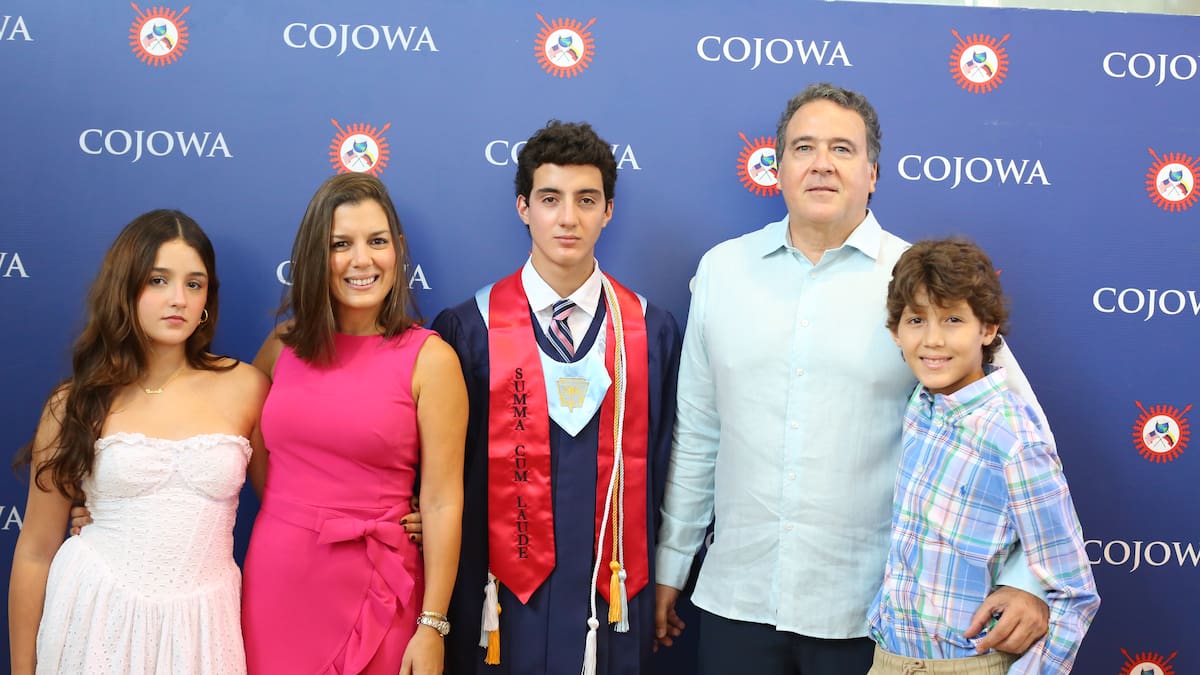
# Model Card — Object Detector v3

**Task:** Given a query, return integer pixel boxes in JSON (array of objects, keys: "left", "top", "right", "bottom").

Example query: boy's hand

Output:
[
  {"left": 69, "top": 504, "right": 92, "bottom": 536},
  {"left": 653, "top": 584, "right": 686, "bottom": 651},
  {"left": 964, "top": 585, "right": 1049, "bottom": 654}
]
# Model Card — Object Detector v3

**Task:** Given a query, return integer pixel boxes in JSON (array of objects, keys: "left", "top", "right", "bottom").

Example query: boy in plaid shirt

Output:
[{"left": 867, "top": 238, "right": 1099, "bottom": 675}]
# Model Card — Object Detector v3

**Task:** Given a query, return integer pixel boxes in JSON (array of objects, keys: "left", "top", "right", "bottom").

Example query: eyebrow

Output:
[
  {"left": 152, "top": 267, "right": 208, "bottom": 278},
  {"left": 792, "top": 135, "right": 859, "bottom": 149},
  {"left": 330, "top": 230, "right": 390, "bottom": 239},
  {"left": 534, "top": 187, "right": 604, "bottom": 196}
]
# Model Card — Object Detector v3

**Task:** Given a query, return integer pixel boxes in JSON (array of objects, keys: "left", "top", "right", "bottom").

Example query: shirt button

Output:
[
  {"left": 809, "top": 272, "right": 817, "bottom": 280},
  {"left": 790, "top": 421, "right": 800, "bottom": 429},
  {"left": 795, "top": 368, "right": 805, "bottom": 377},
  {"left": 800, "top": 319, "right": 810, "bottom": 328},
  {"left": 784, "top": 523, "right": 794, "bottom": 532},
  {"left": 787, "top": 472, "right": 797, "bottom": 481},
  {"left": 934, "top": 418, "right": 943, "bottom": 427}
]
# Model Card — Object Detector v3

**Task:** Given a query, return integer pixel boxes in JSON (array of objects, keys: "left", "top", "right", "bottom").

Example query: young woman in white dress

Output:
[{"left": 9, "top": 210, "right": 268, "bottom": 675}]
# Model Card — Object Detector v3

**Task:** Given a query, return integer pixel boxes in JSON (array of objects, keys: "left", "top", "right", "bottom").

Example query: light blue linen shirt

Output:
[{"left": 656, "top": 211, "right": 1050, "bottom": 638}]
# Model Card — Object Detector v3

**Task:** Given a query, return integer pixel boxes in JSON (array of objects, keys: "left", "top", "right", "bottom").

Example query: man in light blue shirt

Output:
[{"left": 653, "top": 83, "right": 1053, "bottom": 674}]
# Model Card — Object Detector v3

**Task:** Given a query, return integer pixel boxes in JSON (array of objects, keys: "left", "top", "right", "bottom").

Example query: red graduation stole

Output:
[{"left": 485, "top": 269, "right": 650, "bottom": 605}]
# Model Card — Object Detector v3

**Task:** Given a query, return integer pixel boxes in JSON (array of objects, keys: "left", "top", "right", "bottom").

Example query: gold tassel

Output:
[
  {"left": 485, "top": 604, "right": 501, "bottom": 665},
  {"left": 608, "top": 560, "right": 623, "bottom": 623}
]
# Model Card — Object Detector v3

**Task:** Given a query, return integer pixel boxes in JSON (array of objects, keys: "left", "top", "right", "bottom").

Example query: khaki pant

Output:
[{"left": 868, "top": 644, "right": 1018, "bottom": 675}]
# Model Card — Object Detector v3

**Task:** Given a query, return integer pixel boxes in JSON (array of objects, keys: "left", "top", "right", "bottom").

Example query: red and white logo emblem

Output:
[
  {"left": 534, "top": 14, "right": 595, "bottom": 78},
  {"left": 950, "top": 30, "right": 1009, "bottom": 94},
  {"left": 1120, "top": 648, "right": 1177, "bottom": 675},
  {"left": 329, "top": 119, "right": 391, "bottom": 177},
  {"left": 1131, "top": 401, "right": 1191, "bottom": 463},
  {"left": 129, "top": 3, "right": 189, "bottom": 67},
  {"left": 737, "top": 133, "right": 779, "bottom": 197},
  {"left": 1145, "top": 148, "right": 1199, "bottom": 212}
]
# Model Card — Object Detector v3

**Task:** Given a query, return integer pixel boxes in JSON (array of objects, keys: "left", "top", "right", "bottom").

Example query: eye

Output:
[
  {"left": 946, "top": 316, "right": 965, "bottom": 324},
  {"left": 541, "top": 195, "right": 558, "bottom": 205},
  {"left": 833, "top": 145, "right": 852, "bottom": 154},
  {"left": 370, "top": 237, "right": 390, "bottom": 247},
  {"left": 148, "top": 276, "right": 167, "bottom": 286},
  {"left": 330, "top": 240, "right": 349, "bottom": 250},
  {"left": 187, "top": 280, "right": 204, "bottom": 290},
  {"left": 579, "top": 196, "right": 596, "bottom": 206},
  {"left": 905, "top": 316, "right": 924, "bottom": 325},
  {"left": 795, "top": 144, "right": 813, "bottom": 153}
]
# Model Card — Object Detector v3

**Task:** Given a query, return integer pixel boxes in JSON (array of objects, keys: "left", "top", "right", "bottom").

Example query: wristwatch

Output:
[{"left": 417, "top": 611, "right": 451, "bottom": 637}]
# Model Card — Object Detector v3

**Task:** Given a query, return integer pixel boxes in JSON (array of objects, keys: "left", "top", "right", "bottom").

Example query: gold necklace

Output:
[{"left": 142, "top": 365, "right": 187, "bottom": 395}]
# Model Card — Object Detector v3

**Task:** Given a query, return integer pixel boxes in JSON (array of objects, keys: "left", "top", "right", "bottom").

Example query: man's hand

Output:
[
  {"left": 653, "top": 584, "right": 686, "bottom": 651},
  {"left": 964, "top": 585, "right": 1049, "bottom": 654}
]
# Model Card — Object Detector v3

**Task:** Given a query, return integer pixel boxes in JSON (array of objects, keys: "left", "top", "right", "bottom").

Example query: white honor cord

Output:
[{"left": 582, "top": 277, "right": 628, "bottom": 675}]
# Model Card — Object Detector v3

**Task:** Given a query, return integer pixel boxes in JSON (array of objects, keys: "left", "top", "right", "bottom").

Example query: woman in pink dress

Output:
[{"left": 240, "top": 173, "right": 466, "bottom": 675}]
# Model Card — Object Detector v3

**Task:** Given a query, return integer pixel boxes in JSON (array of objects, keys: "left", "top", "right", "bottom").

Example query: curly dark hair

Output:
[
  {"left": 514, "top": 120, "right": 616, "bottom": 205},
  {"left": 886, "top": 237, "right": 1009, "bottom": 364}
]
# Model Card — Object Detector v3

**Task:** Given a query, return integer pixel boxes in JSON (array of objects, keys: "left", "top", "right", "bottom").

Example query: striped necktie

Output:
[{"left": 548, "top": 298, "right": 577, "bottom": 359}]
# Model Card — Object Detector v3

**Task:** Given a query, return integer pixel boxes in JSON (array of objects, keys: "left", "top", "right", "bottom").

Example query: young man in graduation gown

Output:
[{"left": 432, "top": 120, "right": 682, "bottom": 675}]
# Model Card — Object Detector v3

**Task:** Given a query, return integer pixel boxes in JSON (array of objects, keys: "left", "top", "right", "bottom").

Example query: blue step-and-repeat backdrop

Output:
[{"left": 1, "top": 1, "right": 1196, "bottom": 672}]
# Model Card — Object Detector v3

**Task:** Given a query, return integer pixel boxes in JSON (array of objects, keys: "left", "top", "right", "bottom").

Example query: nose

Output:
[
  {"left": 810, "top": 146, "right": 834, "bottom": 174},
  {"left": 923, "top": 323, "right": 945, "bottom": 347},
  {"left": 350, "top": 242, "right": 371, "bottom": 267},
  {"left": 559, "top": 201, "right": 580, "bottom": 229},
  {"left": 171, "top": 280, "right": 188, "bottom": 307}
]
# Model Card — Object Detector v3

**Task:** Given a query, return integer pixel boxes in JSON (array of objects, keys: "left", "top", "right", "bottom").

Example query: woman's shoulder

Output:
[{"left": 204, "top": 357, "right": 270, "bottom": 397}]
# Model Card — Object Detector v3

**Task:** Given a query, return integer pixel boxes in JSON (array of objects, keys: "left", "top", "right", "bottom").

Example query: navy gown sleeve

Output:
[{"left": 432, "top": 301, "right": 492, "bottom": 675}]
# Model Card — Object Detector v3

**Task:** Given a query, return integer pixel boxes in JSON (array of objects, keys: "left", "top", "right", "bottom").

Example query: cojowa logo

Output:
[
  {"left": 1104, "top": 51, "right": 1199, "bottom": 86},
  {"left": 0, "top": 251, "right": 28, "bottom": 278},
  {"left": 534, "top": 14, "right": 595, "bottom": 78},
  {"left": 949, "top": 30, "right": 1009, "bottom": 94},
  {"left": 483, "top": 139, "right": 641, "bottom": 170},
  {"left": 0, "top": 15, "right": 32, "bottom": 41},
  {"left": 1087, "top": 539, "right": 1200, "bottom": 571},
  {"left": 78, "top": 129, "right": 231, "bottom": 162},
  {"left": 896, "top": 154, "right": 1049, "bottom": 189},
  {"left": 696, "top": 35, "right": 851, "bottom": 70},
  {"left": 282, "top": 22, "right": 437, "bottom": 56},
  {"left": 1091, "top": 287, "right": 1200, "bottom": 321},
  {"left": 276, "top": 260, "right": 430, "bottom": 290},
  {"left": 1145, "top": 148, "right": 1199, "bottom": 212},
  {"left": 129, "top": 3, "right": 189, "bottom": 67},
  {"left": 736, "top": 133, "right": 779, "bottom": 197},
  {"left": 1131, "top": 401, "right": 1190, "bottom": 463},
  {"left": 329, "top": 119, "right": 390, "bottom": 176},
  {"left": 1119, "top": 649, "right": 1177, "bottom": 675}
]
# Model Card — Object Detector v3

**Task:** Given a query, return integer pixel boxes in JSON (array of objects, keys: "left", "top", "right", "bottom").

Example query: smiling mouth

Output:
[
  {"left": 921, "top": 356, "right": 950, "bottom": 369},
  {"left": 346, "top": 276, "right": 379, "bottom": 288}
]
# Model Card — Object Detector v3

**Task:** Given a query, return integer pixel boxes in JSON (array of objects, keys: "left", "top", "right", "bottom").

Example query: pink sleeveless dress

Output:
[{"left": 242, "top": 329, "right": 431, "bottom": 674}]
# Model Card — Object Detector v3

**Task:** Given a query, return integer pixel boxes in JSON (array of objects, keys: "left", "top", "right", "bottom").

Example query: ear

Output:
[
  {"left": 889, "top": 328, "right": 901, "bottom": 348},
  {"left": 981, "top": 323, "right": 999, "bottom": 345},
  {"left": 602, "top": 199, "right": 614, "bottom": 228},
  {"left": 868, "top": 162, "right": 879, "bottom": 194},
  {"left": 516, "top": 195, "right": 530, "bottom": 225}
]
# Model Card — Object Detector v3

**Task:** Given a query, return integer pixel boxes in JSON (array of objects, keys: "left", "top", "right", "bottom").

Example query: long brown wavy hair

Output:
[
  {"left": 279, "top": 173, "right": 422, "bottom": 365},
  {"left": 15, "top": 210, "right": 233, "bottom": 498}
]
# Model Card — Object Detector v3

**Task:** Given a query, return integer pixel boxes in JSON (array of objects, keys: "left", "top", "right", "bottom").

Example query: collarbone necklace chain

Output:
[{"left": 142, "top": 364, "right": 187, "bottom": 395}]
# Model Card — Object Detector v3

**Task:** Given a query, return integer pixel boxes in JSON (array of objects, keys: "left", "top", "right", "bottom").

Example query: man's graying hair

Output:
[{"left": 774, "top": 82, "right": 882, "bottom": 165}]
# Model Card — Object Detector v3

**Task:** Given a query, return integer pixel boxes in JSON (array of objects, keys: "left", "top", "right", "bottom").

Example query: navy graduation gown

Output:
[{"left": 432, "top": 291, "right": 681, "bottom": 675}]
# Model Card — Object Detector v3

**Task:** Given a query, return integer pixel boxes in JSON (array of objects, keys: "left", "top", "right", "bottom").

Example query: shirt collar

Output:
[
  {"left": 754, "top": 209, "right": 884, "bottom": 261},
  {"left": 917, "top": 364, "right": 1008, "bottom": 420},
  {"left": 520, "top": 257, "right": 602, "bottom": 318}
]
